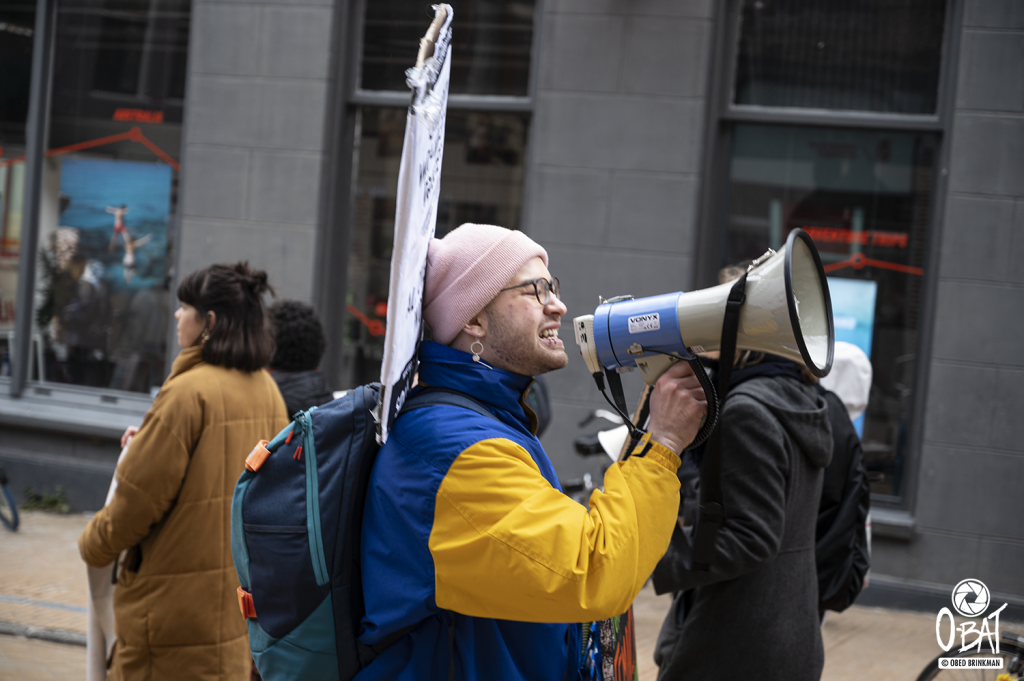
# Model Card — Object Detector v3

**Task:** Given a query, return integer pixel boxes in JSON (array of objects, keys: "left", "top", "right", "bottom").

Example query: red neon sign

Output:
[
  {"left": 803, "top": 226, "right": 909, "bottom": 248},
  {"left": 113, "top": 108, "right": 164, "bottom": 124}
]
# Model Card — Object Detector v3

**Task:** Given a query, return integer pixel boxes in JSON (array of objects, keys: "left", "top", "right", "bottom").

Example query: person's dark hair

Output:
[
  {"left": 176, "top": 262, "right": 275, "bottom": 371},
  {"left": 268, "top": 300, "right": 326, "bottom": 372}
]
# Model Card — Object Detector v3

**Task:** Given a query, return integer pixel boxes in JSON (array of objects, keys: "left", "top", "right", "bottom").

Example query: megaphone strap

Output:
[
  {"left": 591, "top": 370, "right": 646, "bottom": 445},
  {"left": 690, "top": 272, "right": 748, "bottom": 572},
  {"left": 599, "top": 351, "right": 720, "bottom": 460},
  {"left": 715, "top": 273, "right": 748, "bottom": 399},
  {"left": 605, "top": 369, "right": 629, "bottom": 415},
  {"left": 681, "top": 356, "right": 719, "bottom": 451}
]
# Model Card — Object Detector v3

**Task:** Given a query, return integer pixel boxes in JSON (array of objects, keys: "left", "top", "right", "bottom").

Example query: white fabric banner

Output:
[
  {"left": 86, "top": 441, "right": 131, "bottom": 680},
  {"left": 377, "top": 5, "right": 453, "bottom": 444}
]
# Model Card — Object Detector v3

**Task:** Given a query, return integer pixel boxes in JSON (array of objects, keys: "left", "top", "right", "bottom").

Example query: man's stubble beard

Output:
[{"left": 485, "top": 307, "right": 568, "bottom": 377}]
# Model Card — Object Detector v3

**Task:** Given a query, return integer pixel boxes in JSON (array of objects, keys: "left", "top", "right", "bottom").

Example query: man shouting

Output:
[{"left": 359, "top": 224, "right": 707, "bottom": 680}]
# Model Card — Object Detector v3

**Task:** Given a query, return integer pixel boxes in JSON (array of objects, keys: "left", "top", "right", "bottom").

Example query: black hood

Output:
[
  {"left": 688, "top": 355, "right": 832, "bottom": 469},
  {"left": 729, "top": 375, "right": 833, "bottom": 469},
  {"left": 271, "top": 369, "right": 334, "bottom": 418}
]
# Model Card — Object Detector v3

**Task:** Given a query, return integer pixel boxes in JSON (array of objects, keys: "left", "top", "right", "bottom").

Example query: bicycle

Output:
[
  {"left": 0, "top": 466, "right": 19, "bottom": 531},
  {"left": 916, "top": 631, "right": 1024, "bottom": 680}
]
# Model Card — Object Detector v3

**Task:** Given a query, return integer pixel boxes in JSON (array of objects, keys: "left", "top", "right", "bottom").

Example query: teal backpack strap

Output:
[
  {"left": 231, "top": 470, "right": 255, "bottom": 590},
  {"left": 293, "top": 409, "right": 330, "bottom": 587}
]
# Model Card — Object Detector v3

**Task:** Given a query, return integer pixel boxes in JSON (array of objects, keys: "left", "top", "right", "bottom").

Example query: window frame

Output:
[
  {"left": 348, "top": 0, "right": 543, "bottom": 110},
  {"left": 315, "top": 0, "right": 544, "bottom": 387},
  {"left": 694, "top": 0, "right": 966, "bottom": 521},
  {"left": 8, "top": 0, "right": 55, "bottom": 399},
  {"left": 6, "top": 0, "right": 189, "bottom": 400}
]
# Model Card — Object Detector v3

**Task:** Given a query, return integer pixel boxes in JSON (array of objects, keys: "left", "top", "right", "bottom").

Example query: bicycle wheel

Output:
[
  {"left": 0, "top": 482, "right": 18, "bottom": 531},
  {"left": 916, "top": 641, "right": 1024, "bottom": 681}
]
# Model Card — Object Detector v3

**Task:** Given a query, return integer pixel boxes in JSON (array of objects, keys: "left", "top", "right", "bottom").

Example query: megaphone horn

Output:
[{"left": 573, "top": 228, "right": 835, "bottom": 387}]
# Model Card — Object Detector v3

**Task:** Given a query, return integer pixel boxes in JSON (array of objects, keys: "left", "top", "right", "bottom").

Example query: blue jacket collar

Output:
[{"left": 417, "top": 341, "right": 535, "bottom": 429}]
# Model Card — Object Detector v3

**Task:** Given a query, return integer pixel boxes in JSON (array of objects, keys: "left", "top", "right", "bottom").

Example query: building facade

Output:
[{"left": 1, "top": 0, "right": 1022, "bottom": 610}]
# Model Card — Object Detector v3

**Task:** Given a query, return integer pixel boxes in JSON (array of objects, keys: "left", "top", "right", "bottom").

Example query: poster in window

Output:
[
  {"left": 826, "top": 277, "right": 878, "bottom": 435},
  {"left": 37, "top": 157, "right": 172, "bottom": 392},
  {"left": 56, "top": 158, "right": 171, "bottom": 288}
]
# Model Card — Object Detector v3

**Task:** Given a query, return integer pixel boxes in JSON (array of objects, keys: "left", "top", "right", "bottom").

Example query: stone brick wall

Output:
[
  {"left": 527, "top": 0, "right": 715, "bottom": 477},
  {"left": 873, "top": 0, "right": 1024, "bottom": 600},
  {"left": 176, "top": 0, "right": 334, "bottom": 303}
]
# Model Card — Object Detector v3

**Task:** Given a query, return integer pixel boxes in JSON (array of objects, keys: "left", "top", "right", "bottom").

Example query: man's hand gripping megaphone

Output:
[{"left": 645, "top": 361, "right": 712, "bottom": 456}]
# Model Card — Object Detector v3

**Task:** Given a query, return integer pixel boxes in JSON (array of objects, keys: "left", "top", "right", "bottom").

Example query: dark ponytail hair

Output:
[{"left": 176, "top": 262, "right": 275, "bottom": 371}]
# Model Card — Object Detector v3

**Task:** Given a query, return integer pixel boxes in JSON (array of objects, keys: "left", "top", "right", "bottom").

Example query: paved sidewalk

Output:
[
  {"left": 0, "top": 636, "right": 86, "bottom": 681},
  {"left": 630, "top": 585, "right": 964, "bottom": 681},
  {"left": 820, "top": 605, "right": 946, "bottom": 681},
  {"left": 2, "top": 510, "right": 1018, "bottom": 680},
  {"left": 0, "top": 511, "right": 88, "bottom": 637},
  {"left": 1, "top": 510, "right": 91, "bottom": 680}
]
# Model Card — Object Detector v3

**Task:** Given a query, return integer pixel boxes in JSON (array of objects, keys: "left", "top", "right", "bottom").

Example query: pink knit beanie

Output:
[{"left": 423, "top": 224, "right": 548, "bottom": 346}]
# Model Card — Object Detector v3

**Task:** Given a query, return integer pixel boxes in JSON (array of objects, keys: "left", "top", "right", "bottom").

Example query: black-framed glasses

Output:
[{"left": 498, "top": 277, "right": 560, "bottom": 306}]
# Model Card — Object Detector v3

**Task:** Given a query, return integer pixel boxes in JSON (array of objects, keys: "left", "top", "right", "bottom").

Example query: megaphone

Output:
[{"left": 573, "top": 228, "right": 834, "bottom": 387}]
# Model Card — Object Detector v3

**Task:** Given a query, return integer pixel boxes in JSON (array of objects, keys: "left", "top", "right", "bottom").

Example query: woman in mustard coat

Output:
[{"left": 79, "top": 262, "right": 289, "bottom": 680}]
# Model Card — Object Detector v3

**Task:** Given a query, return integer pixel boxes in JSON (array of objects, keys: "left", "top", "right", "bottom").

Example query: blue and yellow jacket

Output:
[{"left": 358, "top": 342, "right": 682, "bottom": 680}]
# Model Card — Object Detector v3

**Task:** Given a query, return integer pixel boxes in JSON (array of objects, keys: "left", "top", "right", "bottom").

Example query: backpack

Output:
[
  {"left": 230, "top": 384, "right": 495, "bottom": 681},
  {"left": 815, "top": 387, "right": 871, "bottom": 613}
]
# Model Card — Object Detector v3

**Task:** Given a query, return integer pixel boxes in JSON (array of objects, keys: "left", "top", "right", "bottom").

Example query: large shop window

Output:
[
  {"left": 722, "top": 124, "right": 937, "bottom": 499},
  {"left": 4, "top": 0, "right": 189, "bottom": 393},
  {"left": 735, "top": 0, "right": 947, "bottom": 114},
  {"left": 0, "top": 2, "right": 35, "bottom": 377},
  {"left": 340, "top": 107, "right": 528, "bottom": 389},
  {"left": 362, "top": 0, "right": 536, "bottom": 96}
]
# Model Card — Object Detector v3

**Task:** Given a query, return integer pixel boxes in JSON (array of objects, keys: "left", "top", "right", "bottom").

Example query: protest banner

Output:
[
  {"left": 376, "top": 4, "right": 453, "bottom": 443},
  {"left": 87, "top": 440, "right": 131, "bottom": 681}
]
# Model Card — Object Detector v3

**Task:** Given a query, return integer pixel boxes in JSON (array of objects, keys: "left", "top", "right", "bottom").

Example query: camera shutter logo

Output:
[{"left": 952, "top": 579, "right": 990, "bottom": 617}]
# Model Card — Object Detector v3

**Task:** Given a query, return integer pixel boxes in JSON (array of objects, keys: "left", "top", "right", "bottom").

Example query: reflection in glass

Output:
[
  {"left": 21, "top": 0, "right": 190, "bottom": 394},
  {"left": 0, "top": 162, "right": 25, "bottom": 378},
  {"left": 722, "top": 123, "right": 937, "bottom": 498},
  {"left": 362, "top": 0, "right": 536, "bottom": 96},
  {"left": 93, "top": 10, "right": 146, "bottom": 94},
  {"left": 735, "top": 0, "right": 947, "bottom": 114},
  {"left": 0, "top": 1, "right": 36, "bottom": 378},
  {"left": 340, "top": 107, "right": 528, "bottom": 388}
]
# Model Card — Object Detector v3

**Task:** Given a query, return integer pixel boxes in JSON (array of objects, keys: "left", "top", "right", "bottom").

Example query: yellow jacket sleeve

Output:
[{"left": 429, "top": 434, "right": 680, "bottom": 623}]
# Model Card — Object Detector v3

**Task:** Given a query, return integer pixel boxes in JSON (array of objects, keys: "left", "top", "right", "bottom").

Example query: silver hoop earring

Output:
[{"left": 470, "top": 340, "right": 484, "bottom": 363}]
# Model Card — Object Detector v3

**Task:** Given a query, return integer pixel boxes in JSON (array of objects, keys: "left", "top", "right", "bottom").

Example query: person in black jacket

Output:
[
  {"left": 652, "top": 261, "right": 833, "bottom": 681},
  {"left": 267, "top": 300, "right": 334, "bottom": 416},
  {"left": 652, "top": 351, "right": 832, "bottom": 681}
]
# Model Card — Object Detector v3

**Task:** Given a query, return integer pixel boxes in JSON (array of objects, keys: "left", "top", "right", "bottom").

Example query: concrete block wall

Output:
[
  {"left": 176, "top": 0, "right": 335, "bottom": 303},
  {"left": 872, "top": 0, "right": 1024, "bottom": 601},
  {"left": 528, "top": 0, "right": 714, "bottom": 477}
]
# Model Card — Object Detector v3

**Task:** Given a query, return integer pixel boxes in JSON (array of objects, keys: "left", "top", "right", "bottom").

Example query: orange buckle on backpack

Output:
[
  {"left": 245, "top": 440, "right": 271, "bottom": 472},
  {"left": 238, "top": 586, "right": 257, "bottom": 619}
]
